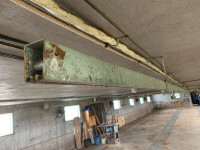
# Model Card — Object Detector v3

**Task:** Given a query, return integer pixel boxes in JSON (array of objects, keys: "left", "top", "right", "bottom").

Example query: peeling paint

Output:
[
  {"left": 50, "top": 43, "right": 66, "bottom": 59},
  {"left": 88, "top": 75, "right": 91, "bottom": 82},
  {"left": 44, "top": 44, "right": 66, "bottom": 60},
  {"left": 44, "top": 49, "right": 53, "bottom": 58}
]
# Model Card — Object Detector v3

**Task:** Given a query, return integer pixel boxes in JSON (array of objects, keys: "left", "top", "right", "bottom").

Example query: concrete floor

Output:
[{"left": 84, "top": 107, "right": 200, "bottom": 150}]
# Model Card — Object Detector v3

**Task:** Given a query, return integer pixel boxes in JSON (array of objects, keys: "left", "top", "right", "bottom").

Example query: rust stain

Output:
[
  {"left": 44, "top": 49, "right": 53, "bottom": 58},
  {"left": 89, "top": 75, "right": 92, "bottom": 82},
  {"left": 50, "top": 43, "right": 66, "bottom": 59}
]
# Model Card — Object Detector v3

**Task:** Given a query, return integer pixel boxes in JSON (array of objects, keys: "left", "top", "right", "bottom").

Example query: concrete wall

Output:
[
  {"left": 0, "top": 103, "right": 75, "bottom": 150},
  {"left": 0, "top": 98, "right": 152, "bottom": 150},
  {"left": 105, "top": 97, "right": 152, "bottom": 124},
  {"left": 152, "top": 92, "right": 192, "bottom": 109}
]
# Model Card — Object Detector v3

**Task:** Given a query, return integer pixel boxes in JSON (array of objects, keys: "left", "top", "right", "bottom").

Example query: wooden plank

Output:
[
  {"left": 118, "top": 116, "right": 125, "bottom": 127},
  {"left": 88, "top": 128, "right": 93, "bottom": 139},
  {"left": 74, "top": 117, "right": 82, "bottom": 149},
  {"left": 79, "top": 101, "right": 89, "bottom": 105},
  {"left": 83, "top": 122, "right": 88, "bottom": 139}
]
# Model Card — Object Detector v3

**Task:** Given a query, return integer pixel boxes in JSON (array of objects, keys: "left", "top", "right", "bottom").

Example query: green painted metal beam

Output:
[{"left": 24, "top": 40, "right": 185, "bottom": 92}]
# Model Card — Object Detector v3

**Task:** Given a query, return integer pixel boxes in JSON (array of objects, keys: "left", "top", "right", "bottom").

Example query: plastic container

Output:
[
  {"left": 101, "top": 138, "right": 106, "bottom": 144},
  {"left": 85, "top": 106, "right": 91, "bottom": 110},
  {"left": 84, "top": 139, "right": 92, "bottom": 147},
  {"left": 94, "top": 136, "right": 101, "bottom": 145},
  {"left": 84, "top": 111, "right": 96, "bottom": 127},
  {"left": 90, "top": 138, "right": 94, "bottom": 144}
]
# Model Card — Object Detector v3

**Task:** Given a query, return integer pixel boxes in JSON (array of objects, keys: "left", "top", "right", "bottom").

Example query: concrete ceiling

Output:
[
  {"left": 1, "top": 0, "right": 198, "bottom": 101},
  {"left": 54, "top": 0, "right": 200, "bottom": 87}
]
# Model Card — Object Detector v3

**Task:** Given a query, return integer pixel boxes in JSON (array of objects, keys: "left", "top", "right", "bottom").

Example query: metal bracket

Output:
[{"left": 105, "top": 35, "right": 128, "bottom": 47}]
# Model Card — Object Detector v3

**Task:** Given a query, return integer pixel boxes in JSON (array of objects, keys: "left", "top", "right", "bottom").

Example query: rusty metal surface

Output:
[{"left": 24, "top": 40, "right": 184, "bottom": 92}]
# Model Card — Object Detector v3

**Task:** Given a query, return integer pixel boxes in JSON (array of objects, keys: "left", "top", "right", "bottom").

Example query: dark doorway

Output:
[
  {"left": 91, "top": 103, "right": 106, "bottom": 124},
  {"left": 190, "top": 91, "right": 199, "bottom": 105}
]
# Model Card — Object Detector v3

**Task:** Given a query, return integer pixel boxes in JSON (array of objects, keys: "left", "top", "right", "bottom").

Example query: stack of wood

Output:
[
  {"left": 169, "top": 101, "right": 185, "bottom": 108},
  {"left": 118, "top": 116, "right": 125, "bottom": 127},
  {"left": 107, "top": 115, "right": 125, "bottom": 128},
  {"left": 73, "top": 106, "right": 107, "bottom": 149},
  {"left": 73, "top": 108, "right": 126, "bottom": 149}
]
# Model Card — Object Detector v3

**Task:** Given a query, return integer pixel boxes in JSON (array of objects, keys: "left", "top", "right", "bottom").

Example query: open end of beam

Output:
[{"left": 24, "top": 40, "right": 44, "bottom": 82}]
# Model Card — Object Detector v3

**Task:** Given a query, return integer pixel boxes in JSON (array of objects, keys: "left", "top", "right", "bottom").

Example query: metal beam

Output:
[
  {"left": 182, "top": 79, "right": 200, "bottom": 83},
  {"left": 24, "top": 40, "right": 184, "bottom": 92},
  {"left": 12, "top": 0, "right": 182, "bottom": 87}
]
